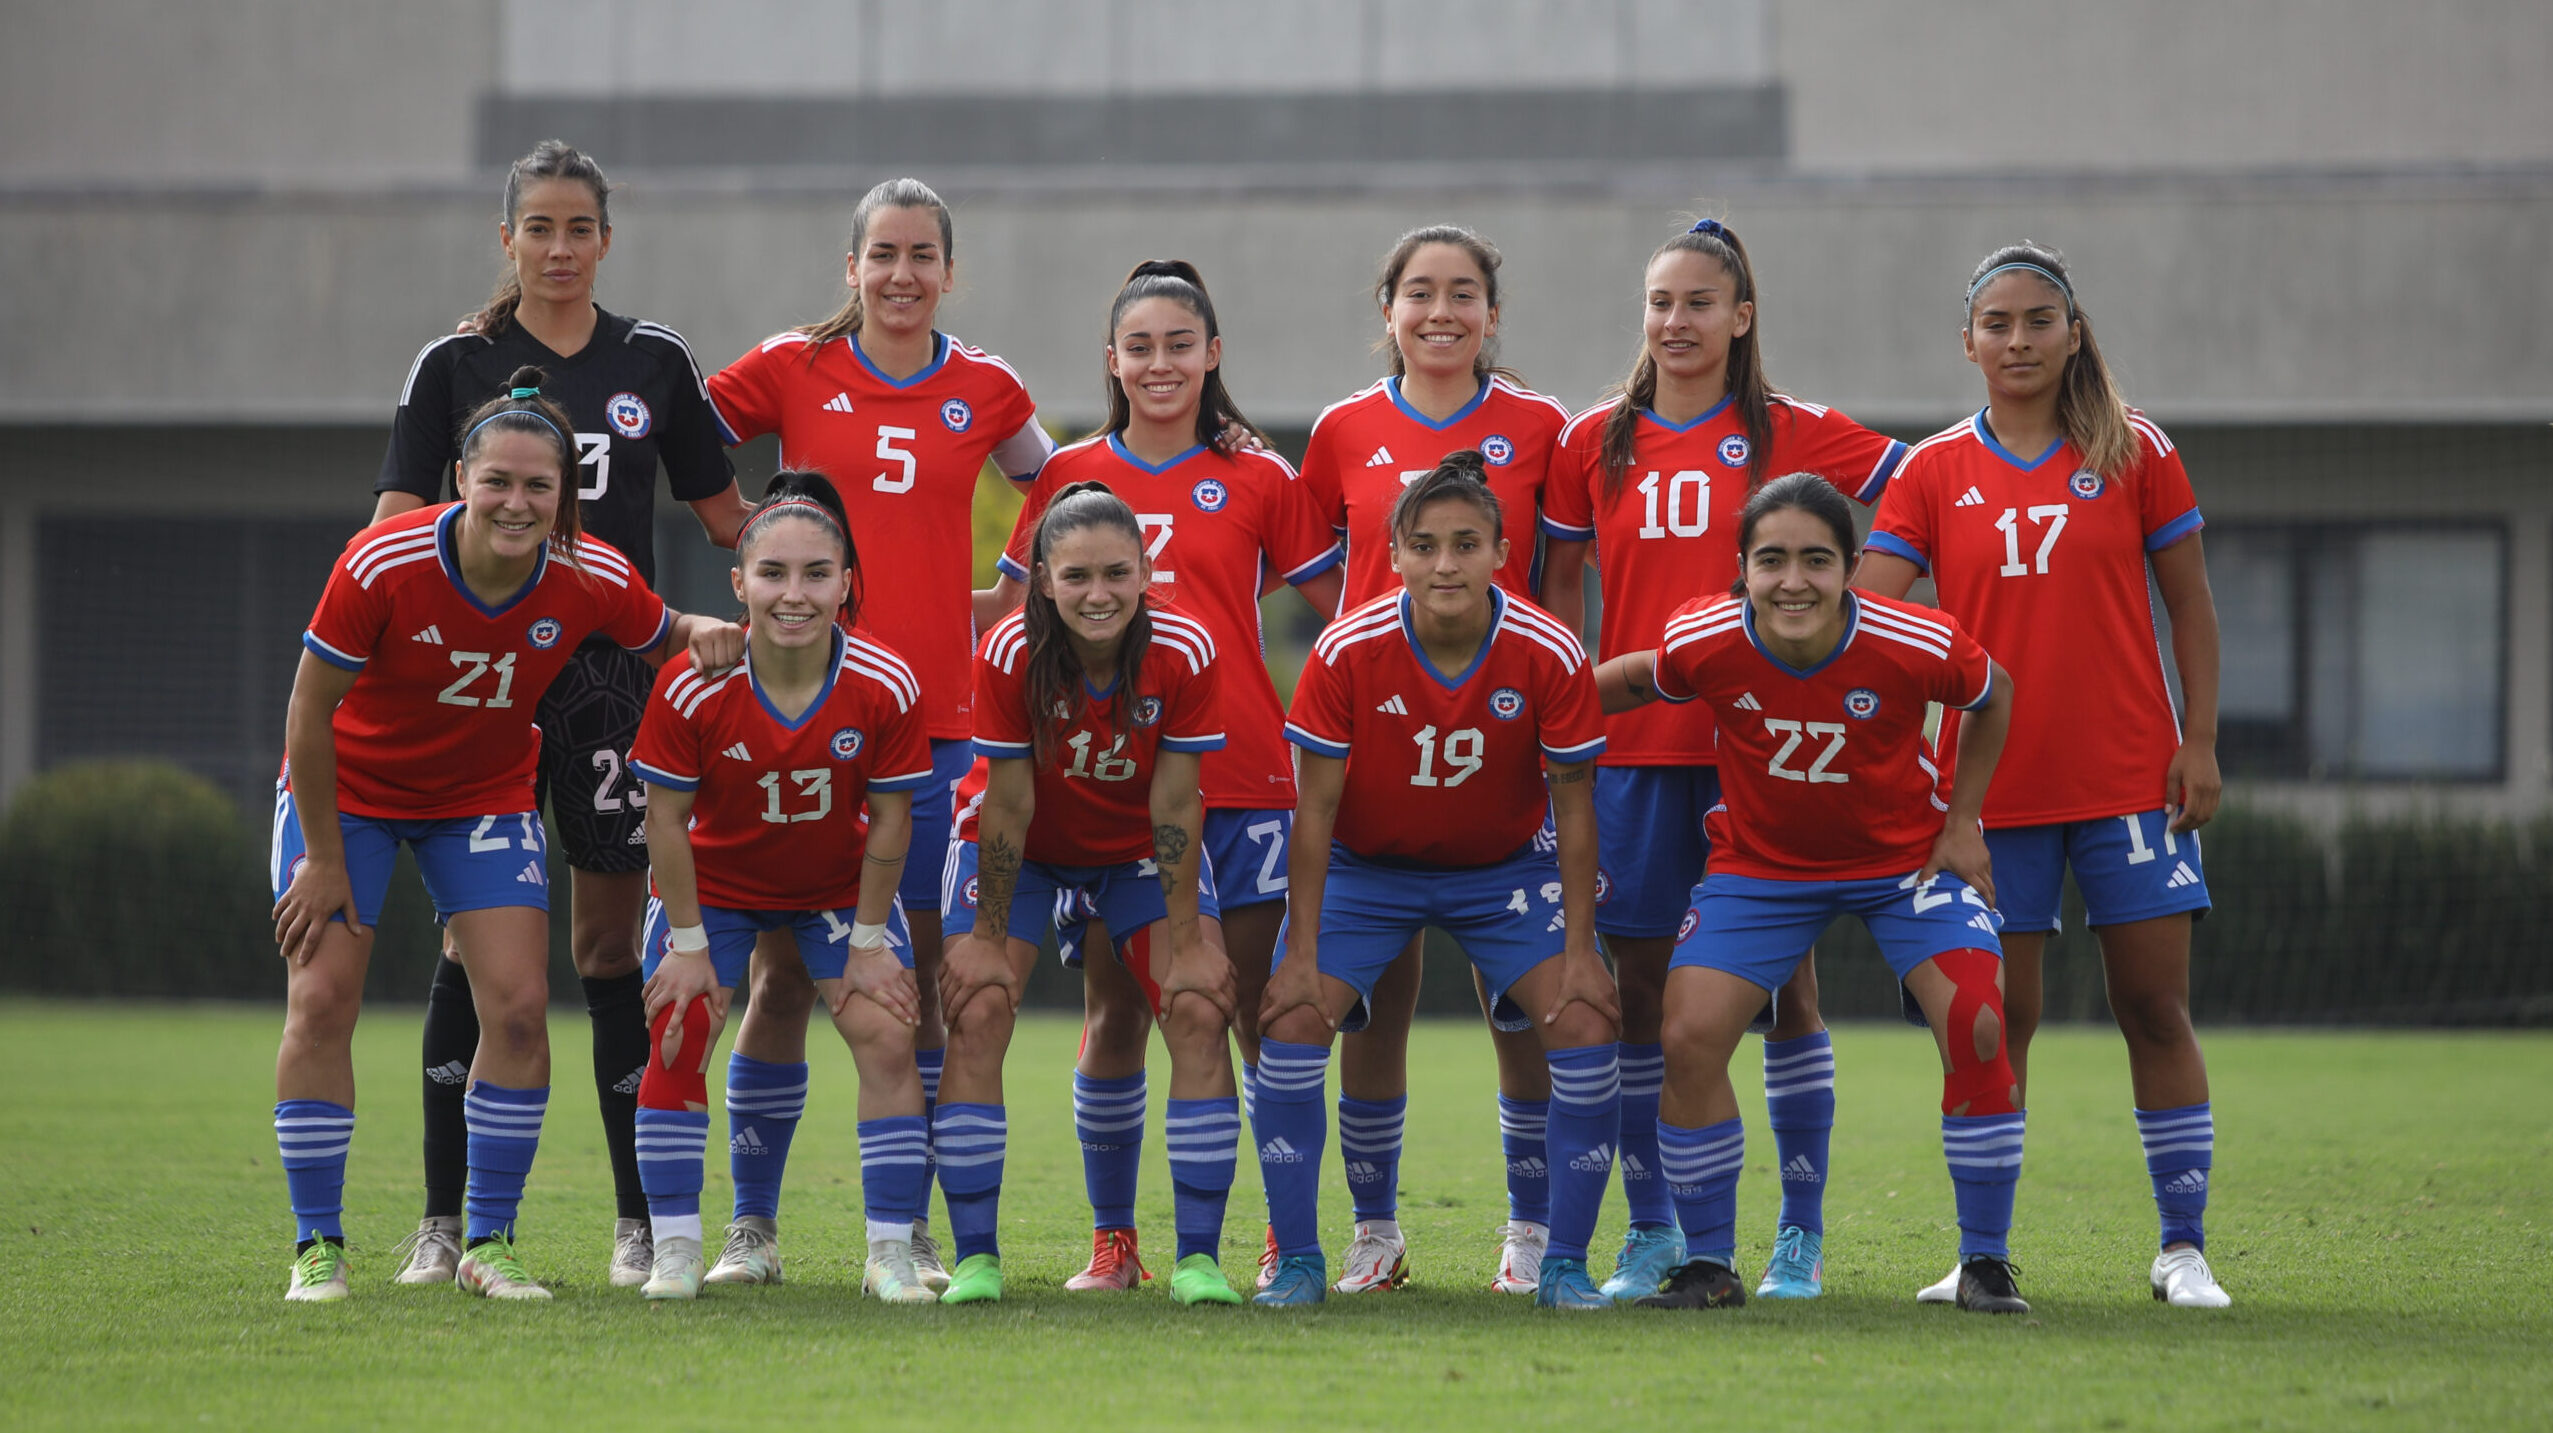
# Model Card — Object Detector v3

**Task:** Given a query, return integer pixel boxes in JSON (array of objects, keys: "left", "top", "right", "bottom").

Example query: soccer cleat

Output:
[
  {"left": 1489, "top": 1220, "right": 1549, "bottom": 1295},
  {"left": 940, "top": 1252, "right": 1004, "bottom": 1304},
  {"left": 1064, "top": 1227, "right": 1150, "bottom": 1291},
  {"left": 390, "top": 1215, "right": 463, "bottom": 1286},
  {"left": 1170, "top": 1253, "right": 1246, "bottom": 1306},
  {"left": 1533, "top": 1255, "right": 1609, "bottom": 1310},
  {"left": 640, "top": 1235, "right": 705, "bottom": 1301},
  {"left": 2151, "top": 1246, "right": 2232, "bottom": 1309},
  {"left": 1598, "top": 1225, "right": 1687, "bottom": 1302},
  {"left": 1955, "top": 1257, "right": 2030, "bottom": 1315},
  {"left": 910, "top": 1221, "right": 950, "bottom": 1292},
  {"left": 609, "top": 1217, "right": 654, "bottom": 1289},
  {"left": 1915, "top": 1262, "right": 1962, "bottom": 1304},
  {"left": 1754, "top": 1225, "right": 1825, "bottom": 1299},
  {"left": 285, "top": 1241, "right": 350, "bottom": 1302},
  {"left": 1256, "top": 1225, "right": 1279, "bottom": 1291},
  {"left": 1331, "top": 1222, "right": 1410, "bottom": 1293},
  {"left": 1252, "top": 1254, "right": 1328, "bottom": 1306},
  {"left": 1633, "top": 1258, "right": 1748, "bottom": 1310},
  {"left": 862, "top": 1239, "right": 939, "bottom": 1304},
  {"left": 457, "top": 1235, "right": 553, "bottom": 1301},
  {"left": 703, "top": 1216, "right": 784, "bottom": 1286}
]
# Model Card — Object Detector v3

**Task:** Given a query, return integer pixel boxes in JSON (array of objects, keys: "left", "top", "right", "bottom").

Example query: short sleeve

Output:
[
  {"left": 601, "top": 562, "right": 673, "bottom": 653},
  {"left": 1788, "top": 401, "right": 1908, "bottom": 507},
  {"left": 705, "top": 340, "right": 788, "bottom": 446},
  {"left": 1649, "top": 599, "right": 1720, "bottom": 705},
  {"left": 302, "top": 539, "right": 394, "bottom": 671},
  {"left": 1865, "top": 449, "right": 1940, "bottom": 574},
  {"left": 644, "top": 327, "right": 739, "bottom": 502},
  {"left": 1536, "top": 649, "right": 1607, "bottom": 765},
  {"left": 2133, "top": 419, "right": 2204, "bottom": 551},
  {"left": 375, "top": 336, "right": 471, "bottom": 501},
  {"left": 865, "top": 681, "right": 938, "bottom": 793},
  {"left": 995, "top": 471, "right": 1056, "bottom": 583},
  {"left": 1539, "top": 411, "right": 1602, "bottom": 541},
  {"left": 972, "top": 639, "right": 1035, "bottom": 760},
  {"left": 1297, "top": 413, "right": 1350, "bottom": 535},
  {"left": 1930, "top": 612, "right": 1997, "bottom": 712},
  {"left": 627, "top": 662, "right": 702, "bottom": 791},
  {"left": 1156, "top": 641, "right": 1226, "bottom": 755},
  {"left": 1281, "top": 644, "right": 1354, "bottom": 758},
  {"left": 1260, "top": 456, "right": 1344, "bottom": 588}
]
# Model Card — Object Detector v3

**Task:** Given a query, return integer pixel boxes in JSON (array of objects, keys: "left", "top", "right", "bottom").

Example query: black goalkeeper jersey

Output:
[{"left": 376, "top": 307, "right": 734, "bottom": 585}]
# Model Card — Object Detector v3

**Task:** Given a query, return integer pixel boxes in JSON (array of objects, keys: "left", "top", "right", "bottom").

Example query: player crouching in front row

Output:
[{"left": 1595, "top": 473, "right": 2032, "bottom": 1314}]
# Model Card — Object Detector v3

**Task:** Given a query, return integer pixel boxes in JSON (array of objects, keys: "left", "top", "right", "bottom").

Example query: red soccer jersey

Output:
[
  {"left": 972, "top": 605, "right": 1226, "bottom": 866},
  {"left": 1546, "top": 393, "right": 1908, "bottom": 766},
  {"left": 997, "top": 434, "right": 1341, "bottom": 809},
  {"left": 297, "top": 504, "right": 670, "bottom": 820},
  {"left": 1866, "top": 411, "right": 2201, "bottom": 827},
  {"left": 1298, "top": 376, "right": 1574, "bottom": 609},
  {"left": 708, "top": 329, "right": 1054, "bottom": 741},
  {"left": 1653, "top": 592, "right": 1995, "bottom": 881},
  {"left": 1286, "top": 588, "right": 1605, "bottom": 868},
  {"left": 628, "top": 627, "right": 934, "bottom": 911}
]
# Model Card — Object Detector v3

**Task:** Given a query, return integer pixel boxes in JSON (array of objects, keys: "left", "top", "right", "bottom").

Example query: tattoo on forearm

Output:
[
  {"left": 979, "top": 833, "right": 1022, "bottom": 929},
  {"left": 864, "top": 850, "right": 904, "bottom": 866},
  {"left": 1550, "top": 767, "right": 1588, "bottom": 785},
  {"left": 1153, "top": 822, "right": 1190, "bottom": 899}
]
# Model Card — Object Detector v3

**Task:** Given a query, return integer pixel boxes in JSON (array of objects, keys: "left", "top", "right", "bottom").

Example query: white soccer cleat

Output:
[
  {"left": 704, "top": 1216, "right": 784, "bottom": 1285},
  {"left": 2151, "top": 1246, "right": 2232, "bottom": 1308},
  {"left": 456, "top": 1236, "right": 553, "bottom": 1301},
  {"left": 909, "top": 1220, "right": 950, "bottom": 1292},
  {"left": 641, "top": 1235, "right": 705, "bottom": 1301},
  {"left": 1915, "top": 1261, "right": 1962, "bottom": 1304},
  {"left": 390, "top": 1215, "right": 463, "bottom": 1286},
  {"left": 864, "top": 1238, "right": 940, "bottom": 1304},
  {"left": 285, "top": 1241, "right": 350, "bottom": 1302},
  {"left": 1331, "top": 1222, "right": 1410, "bottom": 1293},
  {"left": 1490, "top": 1220, "right": 1549, "bottom": 1295},
  {"left": 609, "top": 1217, "right": 654, "bottom": 1289}
]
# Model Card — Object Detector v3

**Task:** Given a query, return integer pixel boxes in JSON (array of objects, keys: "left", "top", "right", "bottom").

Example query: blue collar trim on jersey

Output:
[
  {"left": 1640, "top": 392, "right": 1736, "bottom": 433},
  {"left": 1398, "top": 586, "right": 1505, "bottom": 691},
  {"left": 1743, "top": 589, "right": 1859, "bottom": 680},
  {"left": 435, "top": 503, "right": 549, "bottom": 619},
  {"left": 747, "top": 625, "right": 845, "bottom": 732},
  {"left": 1970, "top": 409, "right": 2065, "bottom": 471},
  {"left": 1385, "top": 376, "right": 1492, "bottom": 432},
  {"left": 849, "top": 330, "right": 950, "bottom": 389},
  {"left": 1107, "top": 432, "right": 1208, "bottom": 475}
]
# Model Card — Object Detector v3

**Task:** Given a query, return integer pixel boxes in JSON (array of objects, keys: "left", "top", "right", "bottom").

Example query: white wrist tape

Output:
[
  {"left": 849, "top": 920, "right": 889, "bottom": 949},
  {"left": 668, "top": 923, "right": 709, "bottom": 955}
]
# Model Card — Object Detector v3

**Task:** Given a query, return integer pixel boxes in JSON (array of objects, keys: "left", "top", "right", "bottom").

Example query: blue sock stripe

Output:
[
  {"left": 1617, "top": 1042, "right": 1665, "bottom": 1098},
  {"left": 1658, "top": 1128, "right": 1746, "bottom": 1180},
  {"left": 1238, "top": 1063, "right": 1258, "bottom": 1120},
  {"left": 1255, "top": 1042, "right": 1328, "bottom": 1094},
  {"left": 914, "top": 1048, "right": 945, "bottom": 1103},
  {"left": 1546, "top": 1046, "right": 1622, "bottom": 1110},
  {"left": 724, "top": 1089, "right": 809, "bottom": 1117},
  {"left": 1942, "top": 1114, "right": 2028, "bottom": 1169},
  {"left": 1496, "top": 1096, "right": 1550, "bottom": 1136},
  {"left": 859, "top": 1116, "right": 934, "bottom": 1223},
  {"left": 933, "top": 1107, "right": 1009, "bottom": 1169},
  {"left": 1164, "top": 1100, "right": 1242, "bottom": 1168},
  {"left": 273, "top": 1109, "right": 355, "bottom": 1164}
]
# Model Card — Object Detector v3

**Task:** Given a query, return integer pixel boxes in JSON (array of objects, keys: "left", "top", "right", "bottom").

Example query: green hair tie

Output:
[{"left": 509, "top": 385, "right": 540, "bottom": 399}]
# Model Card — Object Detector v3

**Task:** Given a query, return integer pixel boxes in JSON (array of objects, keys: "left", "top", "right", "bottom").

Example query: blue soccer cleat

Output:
[
  {"left": 1755, "top": 1225, "right": 1825, "bottom": 1299},
  {"left": 1599, "top": 1226, "right": 1687, "bottom": 1302},
  {"left": 1252, "top": 1254, "right": 1329, "bottom": 1307},
  {"left": 1534, "top": 1256, "right": 1610, "bottom": 1311}
]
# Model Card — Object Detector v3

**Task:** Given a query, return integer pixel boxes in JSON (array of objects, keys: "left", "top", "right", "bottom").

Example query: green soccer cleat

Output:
[
  {"left": 939, "top": 1252, "right": 1004, "bottom": 1304},
  {"left": 285, "top": 1240, "right": 350, "bottom": 1302},
  {"left": 1170, "top": 1253, "right": 1245, "bottom": 1306},
  {"left": 456, "top": 1234, "right": 553, "bottom": 1301}
]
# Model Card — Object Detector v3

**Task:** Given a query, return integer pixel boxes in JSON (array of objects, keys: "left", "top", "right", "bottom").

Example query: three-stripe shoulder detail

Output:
[
  {"left": 1313, "top": 595, "right": 1402, "bottom": 659},
  {"left": 1857, "top": 601, "right": 1954, "bottom": 659},
  {"left": 1502, "top": 599, "right": 1589, "bottom": 671},
  {"left": 396, "top": 333, "right": 485, "bottom": 407},
  {"left": 983, "top": 612, "right": 1031, "bottom": 673},
  {"left": 1149, "top": 610, "right": 1218, "bottom": 673},
  {"left": 629, "top": 320, "right": 714, "bottom": 400},
  {"left": 666, "top": 664, "right": 744, "bottom": 720},
  {"left": 349, "top": 528, "right": 440, "bottom": 588},
  {"left": 1489, "top": 377, "right": 1573, "bottom": 424},
  {"left": 2126, "top": 411, "right": 2176, "bottom": 457},
  {"left": 842, "top": 634, "right": 922, "bottom": 711},
  {"left": 1559, "top": 398, "right": 1625, "bottom": 445},
  {"left": 1309, "top": 381, "right": 1391, "bottom": 435}
]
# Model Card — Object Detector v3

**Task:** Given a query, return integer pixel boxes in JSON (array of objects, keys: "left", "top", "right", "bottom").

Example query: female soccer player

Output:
[
  {"left": 373, "top": 140, "right": 751, "bottom": 1289},
  {"left": 1857, "top": 243, "right": 2230, "bottom": 1310},
  {"left": 979, "top": 260, "right": 1342, "bottom": 1289},
  {"left": 1544, "top": 218, "right": 1912, "bottom": 1301},
  {"left": 1295, "top": 226, "right": 1581, "bottom": 1294},
  {"left": 937, "top": 482, "right": 1243, "bottom": 1307},
  {"left": 622, "top": 471, "right": 940, "bottom": 1302},
  {"left": 1257, "top": 452, "right": 1622, "bottom": 1311},
  {"left": 1595, "top": 472, "right": 2026, "bottom": 1314},
  {"left": 272, "top": 372, "right": 737, "bottom": 1301},
  {"left": 698, "top": 177, "right": 1056, "bottom": 1290}
]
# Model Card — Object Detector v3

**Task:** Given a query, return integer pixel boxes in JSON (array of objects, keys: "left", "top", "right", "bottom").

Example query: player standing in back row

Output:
[{"left": 372, "top": 140, "right": 751, "bottom": 1289}]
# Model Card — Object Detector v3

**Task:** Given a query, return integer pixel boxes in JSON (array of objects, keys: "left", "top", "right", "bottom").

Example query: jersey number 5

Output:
[
  {"left": 873, "top": 427, "right": 917, "bottom": 493},
  {"left": 1763, "top": 718, "right": 1847, "bottom": 784}
]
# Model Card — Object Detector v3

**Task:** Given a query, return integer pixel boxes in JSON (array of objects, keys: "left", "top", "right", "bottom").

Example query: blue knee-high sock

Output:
[
  {"left": 1942, "top": 1112, "right": 2027, "bottom": 1261},
  {"left": 462, "top": 1081, "right": 547, "bottom": 1243},
  {"left": 933, "top": 1102, "right": 1006, "bottom": 1261},
  {"left": 274, "top": 1099, "right": 353, "bottom": 1244},
  {"left": 858, "top": 1115, "right": 932, "bottom": 1229},
  {"left": 634, "top": 1108, "right": 710, "bottom": 1232},
  {"left": 1239, "top": 1061, "right": 1258, "bottom": 1123},
  {"left": 1658, "top": 1117, "right": 1745, "bottom": 1268},
  {"left": 1165, "top": 1096, "right": 1241, "bottom": 1262},
  {"left": 1337, "top": 1094, "right": 1406, "bottom": 1222},
  {"left": 1498, "top": 1094, "right": 1551, "bottom": 1225},
  {"left": 1073, "top": 1071, "right": 1146, "bottom": 1230},
  {"left": 1615, "top": 1043, "right": 1671, "bottom": 1230},
  {"left": 1250, "top": 1039, "right": 1329, "bottom": 1261},
  {"left": 915, "top": 1047, "right": 944, "bottom": 1213},
  {"left": 2137, "top": 1102, "right": 2212, "bottom": 1250},
  {"left": 1543, "top": 1045, "right": 1622, "bottom": 1264},
  {"left": 1763, "top": 1031, "right": 1837, "bottom": 1235},
  {"left": 724, "top": 1054, "right": 806, "bottom": 1222}
]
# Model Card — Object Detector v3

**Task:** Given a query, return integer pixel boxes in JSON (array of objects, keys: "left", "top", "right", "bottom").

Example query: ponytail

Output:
[
  {"left": 455, "top": 365, "right": 585, "bottom": 567},
  {"left": 1021, "top": 482, "right": 1153, "bottom": 767},
  {"left": 1601, "top": 217, "right": 1772, "bottom": 499},
  {"left": 740, "top": 470, "right": 862, "bottom": 627},
  {"left": 465, "top": 140, "right": 610, "bottom": 337},
  {"left": 1966, "top": 243, "right": 2138, "bottom": 479},
  {"left": 797, "top": 177, "right": 954, "bottom": 359},
  {"left": 1101, "top": 258, "right": 1263, "bottom": 451},
  {"left": 1389, "top": 449, "right": 1503, "bottom": 545}
]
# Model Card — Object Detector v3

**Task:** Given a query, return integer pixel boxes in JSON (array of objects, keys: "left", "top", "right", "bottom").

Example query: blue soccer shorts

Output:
[
  {"left": 1204, "top": 807, "right": 1292, "bottom": 911},
  {"left": 1672, "top": 869, "right": 2005, "bottom": 1021},
  {"left": 640, "top": 895, "right": 913, "bottom": 988},
  {"left": 1986, "top": 808, "right": 2212, "bottom": 934},
  {"left": 270, "top": 782, "right": 550, "bottom": 927},
  {"left": 941, "top": 839, "right": 1222, "bottom": 956},
  {"left": 1593, "top": 765, "right": 1720, "bottom": 939},
  {"left": 898, "top": 739, "right": 977, "bottom": 913},
  {"left": 1280, "top": 842, "right": 1567, "bottom": 1035}
]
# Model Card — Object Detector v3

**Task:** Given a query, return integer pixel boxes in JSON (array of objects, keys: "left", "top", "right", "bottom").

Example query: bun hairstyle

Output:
[
  {"left": 1965, "top": 242, "right": 2137, "bottom": 480},
  {"left": 1731, "top": 472, "right": 1857, "bottom": 596},
  {"left": 1371, "top": 224, "right": 1525, "bottom": 388},
  {"left": 1022, "top": 480, "right": 1154, "bottom": 767},
  {"left": 456, "top": 364, "right": 586, "bottom": 561},
  {"left": 797, "top": 177, "right": 955, "bottom": 359},
  {"left": 739, "top": 469, "right": 861, "bottom": 626},
  {"left": 1388, "top": 448, "right": 1504, "bottom": 546},
  {"left": 1601, "top": 216, "right": 1774, "bottom": 498},
  {"left": 1102, "top": 259, "right": 1264, "bottom": 451},
  {"left": 466, "top": 140, "right": 611, "bottom": 336}
]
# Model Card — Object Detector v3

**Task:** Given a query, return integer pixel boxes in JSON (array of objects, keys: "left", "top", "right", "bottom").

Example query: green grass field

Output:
[{"left": 2, "top": 1002, "right": 2547, "bottom": 1431}]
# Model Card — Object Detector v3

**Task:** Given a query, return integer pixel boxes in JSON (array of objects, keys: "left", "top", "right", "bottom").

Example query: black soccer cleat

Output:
[
  {"left": 1632, "top": 1258, "right": 1748, "bottom": 1310},
  {"left": 1955, "top": 1257, "right": 2030, "bottom": 1315}
]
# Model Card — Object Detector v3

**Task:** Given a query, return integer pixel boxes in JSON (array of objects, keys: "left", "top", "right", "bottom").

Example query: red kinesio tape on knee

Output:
[
  {"left": 1934, "top": 948, "right": 2017, "bottom": 1116},
  {"left": 1116, "top": 924, "right": 1167, "bottom": 1020},
  {"left": 638, "top": 996, "right": 713, "bottom": 1112}
]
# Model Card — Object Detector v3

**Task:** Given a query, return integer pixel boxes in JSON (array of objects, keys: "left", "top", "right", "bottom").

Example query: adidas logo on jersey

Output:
[
  {"left": 1780, "top": 1154, "right": 1821, "bottom": 1183},
  {"left": 823, "top": 392, "right": 855, "bottom": 414},
  {"left": 2166, "top": 861, "right": 2202, "bottom": 889},
  {"left": 1343, "top": 1159, "right": 1382, "bottom": 1184},
  {"left": 1734, "top": 692, "right": 1762, "bottom": 711},
  {"left": 732, "top": 1128, "right": 769, "bottom": 1156},
  {"left": 1364, "top": 446, "right": 1395, "bottom": 467},
  {"left": 515, "top": 861, "right": 545, "bottom": 887},
  {"left": 2162, "top": 1169, "right": 2209, "bottom": 1196},
  {"left": 723, "top": 742, "right": 753, "bottom": 761},
  {"left": 1260, "top": 1137, "right": 1306, "bottom": 1164},
  {"left": 1507, "top": 1155, "right": 1548, "bottom": 1179},
  {"left": 425, "top": 1060, "right": 470, "bottom": 1087},
  {"left": 1568, "top": 1143, "right": 1615, "bottom": 1173},
  {"left": 411, "top": 625, "right": 444, "bottom": 644},
  {"left": 1376, "top": 694, "right": 1409, "bottom": 715},
  {"left": 1955, "top": 486, "right": 1986, "bottom": 507},
  {"left": 612, "top": 1067, "right": 644, "bottom": 1096}
]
